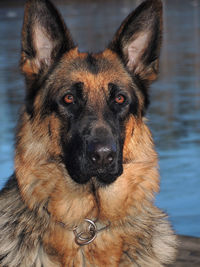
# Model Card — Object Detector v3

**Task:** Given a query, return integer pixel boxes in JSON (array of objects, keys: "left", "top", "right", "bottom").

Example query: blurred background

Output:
[{"left": 0, "top": 0, "right": 199, "bottom": 237}]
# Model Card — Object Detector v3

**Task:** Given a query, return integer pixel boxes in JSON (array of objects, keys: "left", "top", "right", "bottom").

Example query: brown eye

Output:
[
  {"left": 63, "top": 94, "right": 74, "bottom": 104},
  {"left": 115, "top": 94, "right": 125, "bottom": 104}
]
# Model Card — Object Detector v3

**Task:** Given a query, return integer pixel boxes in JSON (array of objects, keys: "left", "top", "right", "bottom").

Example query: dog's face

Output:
[
  {"left": 41, "top": 51, "right": 141, "bottom": 185},
  {"left": 20, "top": 0, "right": 162, "bottom": 186}
]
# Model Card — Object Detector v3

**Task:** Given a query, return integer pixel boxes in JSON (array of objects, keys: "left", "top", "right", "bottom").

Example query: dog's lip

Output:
[
  {"left": 96, "top": 168, "right": 105, "bottom": 174},
  {"left": 95, "top": 167, "right": 123, "bottom": 184},
  {"left": 69, "top": 171, "right": 121, "bottom": 186},
  {"left": 96, "top": 175, "right": 118, "bottom": 184},
  {"left": 90, "top": 168, "right": 120, "bottom": 178}
]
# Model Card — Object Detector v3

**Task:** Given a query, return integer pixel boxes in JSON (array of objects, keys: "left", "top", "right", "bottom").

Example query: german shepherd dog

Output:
[{"left": 0, "top": 0, "right": 177, "bottom": 266}]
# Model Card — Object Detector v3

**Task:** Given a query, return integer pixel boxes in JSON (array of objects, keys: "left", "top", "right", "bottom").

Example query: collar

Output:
[
  {"left": 58, "top": 218, "right": 110, "bottom": 246},
  {"left": 73, "top": 218, "right": 111, "bottom": 246}
]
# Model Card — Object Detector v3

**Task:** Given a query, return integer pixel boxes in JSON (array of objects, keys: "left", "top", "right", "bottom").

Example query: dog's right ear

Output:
[{"left": 21, "top": 0, "right": 75, "bottom": 82}]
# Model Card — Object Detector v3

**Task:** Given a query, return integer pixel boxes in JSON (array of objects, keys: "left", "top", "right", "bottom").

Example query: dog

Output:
[{"left": 0, "top": 0, "right": 177, "bottom": 266}]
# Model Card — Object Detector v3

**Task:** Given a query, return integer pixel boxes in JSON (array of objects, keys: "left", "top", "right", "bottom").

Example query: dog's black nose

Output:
[{"left": 88, "top": 143, "right": 116, "bottom": 168}]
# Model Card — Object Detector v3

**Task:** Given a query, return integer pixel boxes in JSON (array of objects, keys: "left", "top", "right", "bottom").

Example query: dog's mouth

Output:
[
  {"left": 66, "top": 164, "right": 123, "bottom": 186},
  {"left": 92, "top": 165, "right": 123, "bottom": 185}
]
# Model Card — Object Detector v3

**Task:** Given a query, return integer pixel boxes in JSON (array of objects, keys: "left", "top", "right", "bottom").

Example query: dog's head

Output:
[{"left": 20, "top": 0, "right": 162, "bottom": 186}]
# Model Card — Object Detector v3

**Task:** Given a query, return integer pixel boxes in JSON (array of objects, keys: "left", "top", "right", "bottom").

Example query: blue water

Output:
[{"left": 0, "top": 0, "right": 200, "bottom": 237}]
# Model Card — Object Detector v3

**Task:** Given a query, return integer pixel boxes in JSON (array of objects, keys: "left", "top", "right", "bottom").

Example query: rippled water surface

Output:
[{"left": 0, "top": 0, "right": 200, "bottom": 236}]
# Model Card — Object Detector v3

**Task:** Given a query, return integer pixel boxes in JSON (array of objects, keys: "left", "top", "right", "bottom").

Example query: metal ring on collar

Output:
[{"left": 73, "top": 219, "right": 97, "bottom": 246}]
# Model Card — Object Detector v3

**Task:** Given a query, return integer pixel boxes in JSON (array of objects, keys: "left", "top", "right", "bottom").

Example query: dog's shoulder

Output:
[
  {"left": 0, "top": 175, "right": 32, "bottom": 265},
  {"left": 0, "top": 175, "right": 56, "bottom": 267},
  {"left": 0, "top": 175, "right": 22, "bottom": 219}
]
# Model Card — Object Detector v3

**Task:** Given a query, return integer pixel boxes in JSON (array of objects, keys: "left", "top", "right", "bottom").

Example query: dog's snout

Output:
[{"left": 88, "top": 142, "right": 117, "bottom": 168}]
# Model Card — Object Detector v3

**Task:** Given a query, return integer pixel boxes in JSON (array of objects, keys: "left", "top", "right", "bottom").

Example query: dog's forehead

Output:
[{"left": 54, "top": 48, "right": 132, "bottom": 93}]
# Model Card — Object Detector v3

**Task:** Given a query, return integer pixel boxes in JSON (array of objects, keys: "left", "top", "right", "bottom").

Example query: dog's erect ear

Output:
[
  {"left": 21, "top": 0, "right": 75, "bottom": 79},
  {"left": 109, "top": 0, "right": 162, "bottom": 83}
]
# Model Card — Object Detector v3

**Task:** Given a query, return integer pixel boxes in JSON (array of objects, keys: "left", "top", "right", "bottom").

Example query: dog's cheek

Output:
[
  {"left": 61, "top": 132, "right": 89, "bottom": 183},
  {"left": 122, "top": 115, "right": 136, "bottom": 162},
  {"left": 47, "top": 115, "right": 63, "bottom": 156}
]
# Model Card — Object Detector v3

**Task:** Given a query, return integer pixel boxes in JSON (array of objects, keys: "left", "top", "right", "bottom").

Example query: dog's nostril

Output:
[
  {"left": 91, "top": 155, "right": 98, "bottom": 163},
  {"left": 107, "top": 155, "right": 113, "bottom": 163}
]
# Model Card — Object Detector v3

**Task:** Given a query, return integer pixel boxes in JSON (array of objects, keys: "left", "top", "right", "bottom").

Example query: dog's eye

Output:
[
  {"left": 115, "top": 94, "right": 125, "bottom": 104},
  {"left": 63, "top": 94, "right": 74, "bottom": 104}
]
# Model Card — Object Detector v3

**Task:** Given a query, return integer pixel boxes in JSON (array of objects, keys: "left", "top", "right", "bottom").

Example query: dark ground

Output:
[{"left": 169, "top": 235, "right": 200, "bottom": 267}]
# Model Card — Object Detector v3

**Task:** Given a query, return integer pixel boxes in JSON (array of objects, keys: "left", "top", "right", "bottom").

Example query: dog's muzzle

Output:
[
  {"left": 63, "top": 125, "right": 123, "bottom": 185},
  {"left": 85, "top": 137, "right": 122, "bottom": 184}
]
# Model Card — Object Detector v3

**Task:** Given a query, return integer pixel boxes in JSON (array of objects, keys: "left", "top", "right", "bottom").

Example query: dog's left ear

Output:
[{"left": 109, "top": 0, "right": 163, "bottom": 83}]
